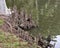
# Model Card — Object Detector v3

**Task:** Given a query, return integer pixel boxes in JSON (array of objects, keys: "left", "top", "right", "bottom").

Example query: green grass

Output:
[
  {"left": 0, "top": 30, "right": 20, "bottom": 48},
  {"left": 0, "top": 30, "right": 39, "bottom": 48},
  {"left": 0, "top": 19, "right": 4, "bottom": 25}
]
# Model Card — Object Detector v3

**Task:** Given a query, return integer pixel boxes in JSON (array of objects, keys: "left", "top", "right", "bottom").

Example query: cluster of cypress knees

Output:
[{"left": 2, "top": 6, "right": 54, "bottom": 48}]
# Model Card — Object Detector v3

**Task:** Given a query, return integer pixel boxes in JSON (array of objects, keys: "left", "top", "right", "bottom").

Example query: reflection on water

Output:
[
  {"left": 50, "top": 35, "right": 60, "bottom": 48},
  {"left": 0, "top": 0, "right": 11, "bottom": 15}
]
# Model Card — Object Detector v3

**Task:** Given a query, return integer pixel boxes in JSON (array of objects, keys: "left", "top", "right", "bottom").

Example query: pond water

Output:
[{"left": 50, "top": 35, "right": 60, "bottom": 48}]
